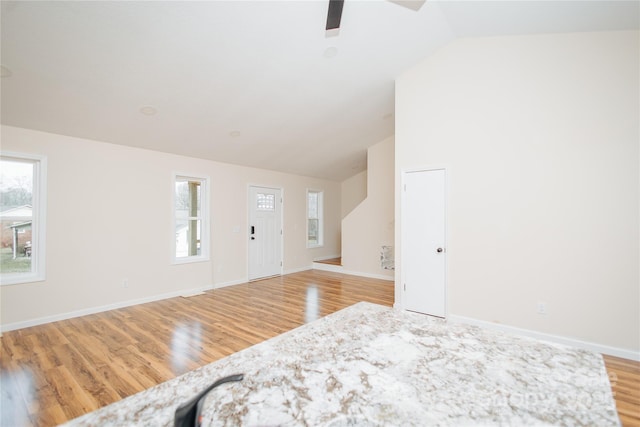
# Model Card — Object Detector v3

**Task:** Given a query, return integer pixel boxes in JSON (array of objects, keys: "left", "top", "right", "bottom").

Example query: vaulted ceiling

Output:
[{"left": 1, "top": 1, "right": 637, "bottom": 181}]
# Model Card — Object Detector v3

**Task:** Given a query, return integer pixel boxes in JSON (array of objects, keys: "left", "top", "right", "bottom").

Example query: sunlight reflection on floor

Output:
[
  {"left": 304, "top": 286, "right": 319, "bottom": 323},
  {"left": 171, "top": 322, "right": 202, "bottom": 374}
]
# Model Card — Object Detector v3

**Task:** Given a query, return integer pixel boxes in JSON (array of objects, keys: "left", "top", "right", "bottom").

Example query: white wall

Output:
[
  {"left": 342, "top": 136, "right": 395, "bottom": 279},
  {"left": 0, "top": 126, "right": 340, "bottom": 329},
  {"left": 396, "top": 31, "right": 639, "bottom": 355},
  {"left": 341, "top": 170, "right": 367, "bottom": 218}
]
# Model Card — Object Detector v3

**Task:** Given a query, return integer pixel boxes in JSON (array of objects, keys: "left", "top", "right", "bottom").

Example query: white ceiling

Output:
[{"left": 1, "top": 1, "right": 638, "bottom": 181}]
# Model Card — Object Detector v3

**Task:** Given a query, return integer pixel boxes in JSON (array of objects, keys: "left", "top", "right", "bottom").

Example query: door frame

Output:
[
  {"left": 247, "top": 184, "right": 284, "bottom": 281},
  {"left": 400, "top": 165, "right": 450, "bottom": 318}
]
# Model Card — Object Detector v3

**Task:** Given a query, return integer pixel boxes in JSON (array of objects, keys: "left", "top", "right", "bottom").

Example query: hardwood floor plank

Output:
[
  {"left": 605, "top": 354, "right": 640, "bottom": 427},
  {"left": 17, "top": 356, "right": 61, "bottom": 417},
  {"left": 1, "top": 270, "right": 638, "bottom": 426},
  {"left": 33, "top": 404, "right": 67, "bottom": 427},
  {"left": 46, "top": 366, "right": 99, "bottom": 420},
  {"left": 1, "top": 329, "right": 31, "bottom": 361}
]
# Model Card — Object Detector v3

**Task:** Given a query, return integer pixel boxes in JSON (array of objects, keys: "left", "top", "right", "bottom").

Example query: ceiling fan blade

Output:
[{"left": 326, "top": 0, "right": 344, "bottom": 30}]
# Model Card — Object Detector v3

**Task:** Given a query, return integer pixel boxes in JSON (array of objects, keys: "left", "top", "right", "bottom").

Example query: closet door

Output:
[{"left": 402, "top": 169, "right": 446, "bottom": 317}]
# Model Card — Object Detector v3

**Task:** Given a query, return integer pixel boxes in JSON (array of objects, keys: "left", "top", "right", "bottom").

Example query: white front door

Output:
[
  {"left": 248, "top": 186, "right": 283, "bottom": 281},
  {"left": 402, "top": 169, "right": 446, "bottom": 317}
]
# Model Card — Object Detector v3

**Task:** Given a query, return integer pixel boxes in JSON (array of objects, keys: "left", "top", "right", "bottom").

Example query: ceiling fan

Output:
[{"left": 325, "top": 0, "right": 425, "bottom": 30}]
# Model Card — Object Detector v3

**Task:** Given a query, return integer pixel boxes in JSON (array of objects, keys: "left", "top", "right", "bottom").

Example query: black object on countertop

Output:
[{"left": 174, "top": 374, "right": 244, "bottom": 427}]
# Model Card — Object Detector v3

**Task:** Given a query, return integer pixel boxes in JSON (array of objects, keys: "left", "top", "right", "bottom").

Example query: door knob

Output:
[{"left": 437, "top": 248, "right": 443, "bottom": 253}]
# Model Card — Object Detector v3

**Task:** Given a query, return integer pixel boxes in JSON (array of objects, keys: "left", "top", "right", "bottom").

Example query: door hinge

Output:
[
  {"left": 280, "top": 229, "right": 283, "bottom": 235},
  {"left": 404, "top": 283, "right": 406, "bottom": 291},
  {"left": 280, "top": 261, "right": 283, "bottom": 267}
]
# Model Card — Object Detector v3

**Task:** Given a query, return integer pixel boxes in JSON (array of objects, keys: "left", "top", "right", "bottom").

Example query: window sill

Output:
[
  {"left": 171, "top": 256, "right": 210, "bottom": 265},
  {"left": 307, "top": 244, "right": 324, "bottom": 249},
  {"left": 0, "top": 273, "right": 46, "bottom": 286}
]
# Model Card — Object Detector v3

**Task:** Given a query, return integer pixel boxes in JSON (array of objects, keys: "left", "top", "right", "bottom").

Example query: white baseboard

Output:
[
  {"left": 1, "top": 283, "right": 217, "bottom": 333},
  {"left": 284, "top": 265, "right": 313, "bottom": 275},
  {"left": 213, "top": 278, "right": 247, "bottom": 289},
  {"left": 9, "top": 276, "right": 630, "bottom": 361},
  {"left": 312, "top": 262, "right": 394, "bottom": 282},
  {"left": 313, "top": 254, "right": 341, "bottom": 262},
  {"left": 342, "top": 269, "right": 394, "bottom": 282},
  {"left": 3, "top": 273, "right": 317, "bottom": 331},
  {"left": 312, "top": 262, "right": 344, "bottom": 274},
  {"left": 449, "top": 314, "right": 640, "bottom": 361},
  {"left": 1, "top": 267, "right": 393, "bottom": 333}
]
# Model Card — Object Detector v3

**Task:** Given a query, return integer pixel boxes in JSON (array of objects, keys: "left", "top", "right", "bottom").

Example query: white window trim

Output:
[
  {"left": 0, "top": 152, "right": 47, "bottom": 286},
  {"left": 306, "top": 189, "right": 324, "bottom": 248},
  {"left": 171, "top": 173, "right": 210, "bottom": 265}
]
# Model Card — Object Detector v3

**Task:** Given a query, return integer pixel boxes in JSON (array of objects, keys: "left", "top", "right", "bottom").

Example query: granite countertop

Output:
[{"left": 64, "top": 302, "right": 620, "bottom": 426}]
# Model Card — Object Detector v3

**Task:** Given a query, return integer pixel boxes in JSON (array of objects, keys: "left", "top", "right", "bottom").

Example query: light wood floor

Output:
[{"left": 1, "top": 270, "right": 638, "bottom": 426}]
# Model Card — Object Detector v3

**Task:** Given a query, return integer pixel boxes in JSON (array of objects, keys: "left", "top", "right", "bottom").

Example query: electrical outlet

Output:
[
  {"left": 122, "top": 279, "right": 129, "bottom": 289},
  {"left": 537, "top": 302, "right": 547, "bottom": 315}
]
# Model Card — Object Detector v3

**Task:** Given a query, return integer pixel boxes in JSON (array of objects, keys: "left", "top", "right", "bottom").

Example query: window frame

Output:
[
  {"left": 0, "top": 152, "right": 47, "bottom": 286},
  {"left": 306, "top": 189, "right": 324, "bottom": 248},
  {"left": 171, "top": 173, "right": 210, "bottom": 265}
]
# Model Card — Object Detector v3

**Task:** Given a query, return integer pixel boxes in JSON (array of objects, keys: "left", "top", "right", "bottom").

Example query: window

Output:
[
  {"left": 307, "top": 189, "right": 323, "bottom": 247},
  {"left": 173, "top": 174, "right": 209, "bottom": 263},
  {"left": 0, "top": 153, "right": 47, "bottom": 285},
  {"left": 257, "top": 193, "right": 275, "bottom": 211}
]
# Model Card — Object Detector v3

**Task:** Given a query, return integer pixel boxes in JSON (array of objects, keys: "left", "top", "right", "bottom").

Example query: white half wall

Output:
[
  {"left": 0, "top": 126, "right": 341, "bottom": 329},
  {"left": 342, "top": 136, "right": 395, "bottom": 279},
  {"left": 395, "top": 31, "right": 639, "bottom": 355},
  {"left": 341, "top": 170, "right": 367, "bottom": 219}
]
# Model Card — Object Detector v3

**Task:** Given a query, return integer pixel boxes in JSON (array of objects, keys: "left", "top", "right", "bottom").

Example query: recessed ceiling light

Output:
[
  {"left": 229, "top": 130, "right": 241, "bottom": 138},
  {"left": 139, "top": 106, "right": 157, "bottom": 116},
  {"left": 323, "top": 47, "right": 338, "bottom": 59},
  {"left": 1, "top": 65, "right": 12, "bottom": 78}
]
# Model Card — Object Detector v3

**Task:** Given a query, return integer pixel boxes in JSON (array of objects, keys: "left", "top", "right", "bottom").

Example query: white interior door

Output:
[
  {"left": 248, "top": 186, "right": 283, "bottom": 281},
  {"left": 402, "top": 169, "right": 446, "bottom": 317}
]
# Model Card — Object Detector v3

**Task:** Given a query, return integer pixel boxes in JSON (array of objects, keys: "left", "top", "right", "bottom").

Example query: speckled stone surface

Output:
[{"left": 63, "top": 302, "right": 620, "bottom": 426}]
